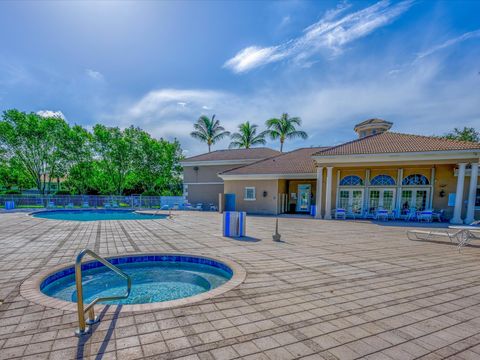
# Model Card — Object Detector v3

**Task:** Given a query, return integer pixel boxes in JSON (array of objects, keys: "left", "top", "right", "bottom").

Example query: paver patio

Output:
[{"left": 1, "top": 211, "right": 480, "bottom": 360}]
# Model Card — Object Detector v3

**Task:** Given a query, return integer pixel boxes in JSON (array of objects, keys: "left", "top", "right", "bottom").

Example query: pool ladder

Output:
[{"left": 75, "top": 249, "right": 132, "bottom": 336}]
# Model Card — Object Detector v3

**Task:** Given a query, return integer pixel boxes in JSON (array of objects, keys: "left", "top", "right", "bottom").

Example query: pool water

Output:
[
  {"left": 32, "top": 209, "right": 167, "bottom": 221},
  {"left": 41, "top": 260, "right": 232, "bottom": 305}
]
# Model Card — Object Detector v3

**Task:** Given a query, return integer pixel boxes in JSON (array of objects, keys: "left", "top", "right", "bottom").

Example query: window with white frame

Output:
[{"left": 244, "top": 187, "right": 256, "bottom": 201}]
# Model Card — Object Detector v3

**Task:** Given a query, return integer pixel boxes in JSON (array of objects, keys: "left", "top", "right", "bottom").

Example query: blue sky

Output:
[{"left": 0, "top": 0, "right": 479, "bottom": 155}]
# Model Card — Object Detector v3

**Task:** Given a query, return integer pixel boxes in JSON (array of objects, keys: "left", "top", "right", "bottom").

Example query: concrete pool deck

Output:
[{"left": 1, "top": 211, "right": 480, "bottom": 359}]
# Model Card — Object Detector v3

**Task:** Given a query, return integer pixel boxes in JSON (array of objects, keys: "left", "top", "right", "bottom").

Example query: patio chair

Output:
[
  {"left": 111, "top": 201, "right": 119, "bottom": 208},
  {"left": 374, "top": 209, "right": 389, "bottom": 221},
  {"left": 47, "top": 201, "right": 55, "bottom": 209},
  {"left": 104, "top": 202, "right": 111, "bottom": 209},
  {"left": 161, "top": 204, "right": 170, "bottom": 210},
  {"left": 389, "top": 209, "right": 398, "bottom": 220},
  {"left": 195, "top": 203, "right": 203, "bottom": 211},
  {"left": 417, "top": 210, "right": 433, "bottom": 222},
  {"left": 65, "top": 202, "right": 74, "bottom": 209},
  {"left": 346, "top": 207, "right": 357, "bottom": 219},
  {"left": 432, "top": 209, "right": 444, "bottom": 222},
  {"left": 209, "top": 204, "right": 218, "bottom": 211},
  {"left": 184, "top": 202, "right": 193, "bottom": 210},
  {"left": 82, "top": 201, "right": 89, "bottom": 208},
  {"left": 407, "top": 229, "right": 458, "bottom": 243},
  {"left": 334, "top": 208, "right": 346, "bottom": 220},
  {"left": 406, "top": 208, "right": 417, "bottom": 221},
  {"left": 172, "top": 204, "right": 179, "bottom": 210}
]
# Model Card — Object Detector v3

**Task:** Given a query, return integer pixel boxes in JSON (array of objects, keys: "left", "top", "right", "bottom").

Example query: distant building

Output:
[
  {"left": 180, "top": 148, "right": 280, "bottom": 207},
  {"left": 183, "top": 119, "right": 480, "bottom": 224}
]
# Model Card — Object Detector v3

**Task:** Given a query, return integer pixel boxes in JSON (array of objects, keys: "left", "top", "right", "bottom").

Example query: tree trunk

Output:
[{"left": 280, "top": 140, "right": 284, "bottom": 152}]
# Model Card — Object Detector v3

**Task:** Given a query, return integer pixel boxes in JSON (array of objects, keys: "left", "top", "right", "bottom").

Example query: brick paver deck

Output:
[{"left": 1, "top": 212, "right": 480, "bottom": 359}]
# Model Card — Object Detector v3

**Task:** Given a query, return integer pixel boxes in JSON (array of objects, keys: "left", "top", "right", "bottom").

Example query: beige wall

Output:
[
  {"left": 185, "top": 184, "right": 223, "bottom": 206},
  {"left": 183, "top": 165, "right": 237, "bottom": 183},
  {"left": 223, "top": 180, "right": 279, "bottom": 214}
]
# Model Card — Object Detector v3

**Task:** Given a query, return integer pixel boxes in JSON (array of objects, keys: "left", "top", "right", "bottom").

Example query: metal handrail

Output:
[{"left": 75, "top": 249, "right": 132, "bottom": 335}]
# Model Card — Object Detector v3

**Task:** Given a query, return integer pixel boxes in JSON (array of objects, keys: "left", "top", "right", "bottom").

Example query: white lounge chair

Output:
[{"left": 82, "top": 201, "right": 89, "bottom": 208}]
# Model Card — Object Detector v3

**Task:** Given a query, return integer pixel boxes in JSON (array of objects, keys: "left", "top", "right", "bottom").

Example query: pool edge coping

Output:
[{"left": 20, "top": 252, "right": 247, "bottom": 313}]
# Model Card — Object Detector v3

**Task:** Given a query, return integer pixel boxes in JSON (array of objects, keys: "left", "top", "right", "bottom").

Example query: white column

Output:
[
  {"left": 324, "top": 167, "right": 333, "bottom": 220},
  {"left": 315, "top": 167, "right": 323, "bottom": 219},
  {"left": 451, "top": 163, "right": 467, "bottom": 224},
  {"left": 429, "top": 167, "right": 435, "bottom": 209},
  {"left": 465, "top": 161, "right": 479, "bottom": 224},
  {"left": 395, "top": 168, "right": 403, "bottom": 216}
]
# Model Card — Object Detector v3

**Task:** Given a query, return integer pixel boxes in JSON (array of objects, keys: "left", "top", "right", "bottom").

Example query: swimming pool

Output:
[
  {"left": 40, "top": 255, "right": 233, "bottom": 305},
  {"left": 32, "top": 209, "right": 167, "bottom": 221}
]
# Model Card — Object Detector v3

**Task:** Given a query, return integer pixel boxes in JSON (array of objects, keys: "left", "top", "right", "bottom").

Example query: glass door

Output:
[
  {"left": 401, "top": 188, "right": 429, "bottom": 213},
  {"left": 338, "top": 188, "right": 364, "bottom": 215},
  {"left": 369, "top": 189, "right": 396, "bottom": 213},
  {"left": 296, "top": 184, "right": 311, "bottom": 212}
]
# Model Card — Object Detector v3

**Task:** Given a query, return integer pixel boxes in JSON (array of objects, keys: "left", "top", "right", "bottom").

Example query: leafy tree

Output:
[
  {"left": 265, "top": 113, "right": 308, "bottom": 152},
  {"left": 0, "top": 109, "right": 71, "bottom": 194},
  {"left": 92, "top": 125, "right": 137, "bottom": 195},
  {"left": 229, "top": 121, "right": 268, "bottom": 149},
  {"left": 190, "top": 114, "right": 230, "bottom": 152},
  {"left": 443, "top": 127, "right": 480, "bottom": 142}
]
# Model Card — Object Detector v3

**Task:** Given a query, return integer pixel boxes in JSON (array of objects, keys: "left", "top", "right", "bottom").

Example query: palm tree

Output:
[
  {"left": 229, "top": 122, "right": 268, "bottom": 149},
  {"left": 190, "top": 114, "right": 230, "bottom": 152},
  {"left": 265, "top": 113, "right": 308, "bottom": 152}
]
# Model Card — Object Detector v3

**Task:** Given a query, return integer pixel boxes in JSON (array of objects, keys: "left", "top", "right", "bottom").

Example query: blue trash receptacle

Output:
[
  {"left": 223, "top": 211, "right": 246, "bottom": 237},
  {"left": 5, "top": 201, "right": 14, "bottom": 210},
  {"left": 310, "top": 205, "right": 316, "bottom": 217}
]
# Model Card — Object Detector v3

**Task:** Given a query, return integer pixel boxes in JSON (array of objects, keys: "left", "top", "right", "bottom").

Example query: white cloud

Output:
[
  {"left": 36, "top": 110, "right": 66, "bottom": 119},
  {"left": 85, "top": 68, "right": 104, "bottom": 81},
  {"left": 416, "top": 29, "right": 480, "bottom": 59},
  {"left": 224, "top": 0, "right": 413, "bottom": 73},
  {"left": 177, "top": 102, "right": 187, "bottom": 107},
  {"left": 106, "top": 54, "right": 480, "bottom": 156}
]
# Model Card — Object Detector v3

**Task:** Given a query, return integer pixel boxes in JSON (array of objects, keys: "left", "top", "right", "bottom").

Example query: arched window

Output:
[
  {"left": 339, "top": 175, "right": 364, "bottom": 186},
  {"left": 402, "top": 174, "right": 429, "bottom": 186},
  {"left": 370, "top": 175, "right": 396, "bottom": 186}
]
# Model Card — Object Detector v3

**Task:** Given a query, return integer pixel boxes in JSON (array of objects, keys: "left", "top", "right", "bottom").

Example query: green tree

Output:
[
  {"left": 190, "top": 114, "right": 230, "bottom": 152},
  {"left": 132, "top": 131, "right": 183, "bottom": 195},
  {"left": 443, "top": 127, "right": 480, "bottom": 142},
  {"left": 229, "top": 121, "right": 267, "bottom": 149},
  {"left": 92, "top": 124, "right": 137, "bottom": 195},
  {"left": 265, "top": 113, "right": 308, "bottom": 152},
  {"left": 0, "top": 109, "right": 71, "bottom": 194}
]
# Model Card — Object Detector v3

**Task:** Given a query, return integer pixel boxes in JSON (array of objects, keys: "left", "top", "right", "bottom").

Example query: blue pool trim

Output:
[{"left": 40, "top": 255, "right": 233, "bottom": 290}]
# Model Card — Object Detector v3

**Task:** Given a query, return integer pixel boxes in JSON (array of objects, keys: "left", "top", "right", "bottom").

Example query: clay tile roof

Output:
[
  {"left": 221, "top": 147, "right": 330, "bottom": 175},
  {"left": 182, "top": 147, "right": 281, "bottom": 162},
  {"left": 314, "top": 132, "right": 480, "bottom": 156}
]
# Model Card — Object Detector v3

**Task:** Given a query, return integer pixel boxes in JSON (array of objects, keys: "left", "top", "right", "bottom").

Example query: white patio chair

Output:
[
  {"left": 82, "top": 201, "right": 89, "bottom": 208},
  {"left": 335, "top": 208, "right": 346, "bottom": 220},
  {"left": 195, "top": 203, "right": 203, "bottom": 211},
  {"left": 374, "top": 209, "right": 389, "bottom": 221},
  {"left": 389, "top": 209, "right": 398, "bottom": 220}
]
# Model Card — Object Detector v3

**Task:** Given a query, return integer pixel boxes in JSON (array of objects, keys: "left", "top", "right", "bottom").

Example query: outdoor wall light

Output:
[
  {"left": 193, "top": 166, "right": 199, "bottom": 171},
  {"left": 439, "top": 189, "right": 445, "bottom": 198},
  {"left": 263, "top": 191, "right": 268, "bottom": 197}
]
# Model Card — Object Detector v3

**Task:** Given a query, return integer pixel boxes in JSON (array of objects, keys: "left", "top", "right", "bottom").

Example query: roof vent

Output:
[{"left": 354, "top": 118, "right": 393, "bottom": 138}]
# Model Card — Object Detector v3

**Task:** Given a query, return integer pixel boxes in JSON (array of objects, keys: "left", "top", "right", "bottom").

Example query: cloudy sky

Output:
[{"left": 0, "top": 0, "right": 479, "bottom": 156}]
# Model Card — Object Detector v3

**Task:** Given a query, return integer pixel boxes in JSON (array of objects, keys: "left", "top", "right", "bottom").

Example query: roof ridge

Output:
[{"left": 220, "top": 146, "right": 331, "bottom": 175}]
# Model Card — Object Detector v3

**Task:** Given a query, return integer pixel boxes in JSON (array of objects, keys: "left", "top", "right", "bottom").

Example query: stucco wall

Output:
[
  {"left": 185, "top": 183, "right": 223, "bottom": 206},
  {"left": 223, "top": 180, "right": 279, "bottom": 214},
  {"left": 183, "top": 165, "right": 237, "bottom": 183}
]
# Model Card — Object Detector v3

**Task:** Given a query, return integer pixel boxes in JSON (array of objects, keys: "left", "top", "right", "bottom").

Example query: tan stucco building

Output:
[
  {"left": 216, "top": 120, "right": 480, "bottom": 224},
  {"left": 180, "top": 148, "right": 280, "bottom": 208}
]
